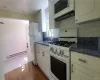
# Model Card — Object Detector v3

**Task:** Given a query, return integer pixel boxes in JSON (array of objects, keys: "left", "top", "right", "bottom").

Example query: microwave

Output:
[{"left": 54, "top": 0, "right": 74, "bottom": 19}]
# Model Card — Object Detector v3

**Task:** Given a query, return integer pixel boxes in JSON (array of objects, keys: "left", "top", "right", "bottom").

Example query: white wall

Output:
[
  {"left": 0, "top": 18, "right": 29, "bottom": 61},
  {"left": 59, "top": 16, "right": 100, "bottom": 37}
]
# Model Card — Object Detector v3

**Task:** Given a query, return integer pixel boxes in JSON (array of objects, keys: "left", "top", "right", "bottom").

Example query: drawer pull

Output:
[
  {"left": 42, "top": 52, "right": 45, "bottom": 56},
  {"left": 79, "top": 58, "right": 87, "bottom": 63}
]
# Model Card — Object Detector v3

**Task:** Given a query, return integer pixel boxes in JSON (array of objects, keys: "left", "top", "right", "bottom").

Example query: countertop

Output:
[
  {"left": 35, "top": 41, "right": 49, "bottom": 46},
  {"left": 70, "top": 44, "right": 100, "bottom": 58},
  {"left": 36, "top": 41, "right": 100, "bottom": 58}
]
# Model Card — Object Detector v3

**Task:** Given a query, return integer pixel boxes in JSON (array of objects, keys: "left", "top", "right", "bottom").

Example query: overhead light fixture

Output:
[{"left": 0, "top": 22, "right": 4, "bottom": 24}]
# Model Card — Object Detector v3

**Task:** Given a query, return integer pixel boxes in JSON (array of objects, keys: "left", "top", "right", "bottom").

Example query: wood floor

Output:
[{"left": 5, "top": 62, "right": 48, "bottom": 80}]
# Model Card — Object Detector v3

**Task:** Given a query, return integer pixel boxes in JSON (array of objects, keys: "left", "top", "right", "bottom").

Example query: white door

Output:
[{"left": 43, "top": 52, "right": 50, "bottom": 78}]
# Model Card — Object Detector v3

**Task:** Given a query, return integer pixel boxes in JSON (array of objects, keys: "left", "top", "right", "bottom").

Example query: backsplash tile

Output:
[
  {"left": 57, "top": 16, "right": 100, "bottom": 37},
  {"left": 77, "top": 37, "right": 98, "bottom": 50}
]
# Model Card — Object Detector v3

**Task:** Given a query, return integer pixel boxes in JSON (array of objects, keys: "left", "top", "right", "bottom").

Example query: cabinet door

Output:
[
  {"left": 49, "top": 0, "right": 55, "bottom": 29},
  {"left": 43, "top": 52, "right": 50, "bottom": 78},
  {"left": 75, "top": 0, "right": 95, "bottom": 23},
  {"left": 41, "top": 45, "right": 50, "bottom": 78},
  {"left": 71, "top": 68, "right": 93, "bottom": 80},
  {"left": 36, "top": 44, "right": 43, "bottom": 70},
  {"left": 37, "top": 51, "right": 41, "bottom": 67},
  {"left": 38, "top": 46, "right": 44, "bottom": 70},
  {"left": 40, "top": 49, "right": 50, "bottom": 78},
  {"left": 36, "top": 45, "right": 41, "bottom": 67},
  {"left": 35, "top": 44, "right": 39, "bottom": 64}
]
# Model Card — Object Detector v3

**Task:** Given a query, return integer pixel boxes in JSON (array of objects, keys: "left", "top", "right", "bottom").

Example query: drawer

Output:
[
  {"left": 71, "top": 62, "right": 100, "bottom": 79},
  {"left": 71, "top": 51, "right": 100, "bottom": 74},
  {"left": 39, "top": 44, "right": 49, "bottom": 52}
]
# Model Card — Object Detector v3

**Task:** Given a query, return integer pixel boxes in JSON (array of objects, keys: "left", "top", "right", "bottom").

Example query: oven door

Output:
[{"left": 50, "top": 55, "right": 69, "bottom": 80}]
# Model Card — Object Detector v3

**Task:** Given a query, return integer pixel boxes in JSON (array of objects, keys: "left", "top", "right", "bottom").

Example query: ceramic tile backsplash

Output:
[
  {"left": 77, "top": 37, "right": 98, "bottom": 50},
  {"left": 79, "top": 27, "right": 99, "bottom": 37},
  {"left": 46, "top": 28, "right": 59, "bottom": 38},
  {"left": 58, "top": 16, "right": 100, "bottom": 37}
]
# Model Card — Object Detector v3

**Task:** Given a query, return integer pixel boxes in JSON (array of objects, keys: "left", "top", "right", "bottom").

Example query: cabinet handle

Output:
[
  {"left": 42, "top": 52, "right": 45, "bottom": 56},
  {"left": 78, "top": 58, "right": 87, "bottom": 63},
  {"left": 65, "top": 30, "right": 67, "bottom": 32},
  {"left": 76, "top": 19, "right": 78, "bottom": 22},
  {"left": 71, "top": 64, "right": 74, "bottom": 73}
]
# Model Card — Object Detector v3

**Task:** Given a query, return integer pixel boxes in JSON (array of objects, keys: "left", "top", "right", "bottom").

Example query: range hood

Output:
[{"left": 55, "top": 11, "right": 75, "bottom": 21}]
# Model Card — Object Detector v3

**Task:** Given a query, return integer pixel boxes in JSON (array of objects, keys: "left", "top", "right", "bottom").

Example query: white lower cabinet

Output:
[
  {"left": 71, "top": 63, "right": 100, "bottom": 80},
  {"left": 71, "top": 51, "right": 100, "bottom": 80},
  {"left": 42, "top": 51, "right": 50, "bottom": 78},
  {"left": 71, "top": 68, "right": 93, "bottom": 80},
  {"left": 36, "top": 43, "right": 50, "bottom": 78},
  {"left": 36, "top": 44, "right": 41, "bottom": 68}
]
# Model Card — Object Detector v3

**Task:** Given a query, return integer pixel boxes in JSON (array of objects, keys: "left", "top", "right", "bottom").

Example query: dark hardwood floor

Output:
[{"left": 5, "top": 62, "right": 48, "bottom": 80}]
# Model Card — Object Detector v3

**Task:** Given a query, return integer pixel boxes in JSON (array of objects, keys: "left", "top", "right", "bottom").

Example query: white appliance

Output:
[
  {"left": 54, "top": 0, "right": 74, "bottom": 19},
  {"left": 49, "top": 44, "right": 70, "bottom": 80},
  {"left": 59, "top": 28, "right": 77, "bottom": 42},
  {"left": 49, "top": 28, "right": 77, "bottom": 80},
  {"left": 29, "top": 22, "right": 43, "bottom": 65}
]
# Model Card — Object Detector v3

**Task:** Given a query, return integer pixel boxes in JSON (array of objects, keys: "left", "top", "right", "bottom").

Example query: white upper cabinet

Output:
[
  {"left": 49, "top": 0, "right": 55, "bottom": 29},
  {"left": 75, "top": 0, "right": 100, "bottom": 23}
]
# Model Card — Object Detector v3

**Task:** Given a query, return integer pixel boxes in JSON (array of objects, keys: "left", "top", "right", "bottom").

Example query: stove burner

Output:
[{"left": 49, "top": 41, "right": 75, "bottom": 47}]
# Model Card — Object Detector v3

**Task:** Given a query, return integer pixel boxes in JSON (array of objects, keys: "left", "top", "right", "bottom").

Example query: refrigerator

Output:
[{"left": 29, "top": 22, "right": 43, "bottom": 65}]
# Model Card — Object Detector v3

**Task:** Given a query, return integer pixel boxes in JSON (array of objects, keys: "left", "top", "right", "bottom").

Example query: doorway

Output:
[{"left": 0, "top": 18, "right": 33, "bottom": 74}]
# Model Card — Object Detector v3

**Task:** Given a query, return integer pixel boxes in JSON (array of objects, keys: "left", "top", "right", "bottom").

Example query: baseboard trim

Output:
[{"left": 6, "top": 51, "right": 27, "bottom": 59}]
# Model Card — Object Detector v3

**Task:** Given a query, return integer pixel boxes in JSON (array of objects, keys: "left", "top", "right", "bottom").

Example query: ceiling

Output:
[{"left": 0, "top": 0, "right": 48, "bottom": 14}]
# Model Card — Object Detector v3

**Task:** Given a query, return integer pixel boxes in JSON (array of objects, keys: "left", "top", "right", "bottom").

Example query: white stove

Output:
[
  {"left": 49, "top": 41, "right": 75, "bottom": 80},
  {"left": 49, "top": 44, "right": 70, "bottom": 61}
]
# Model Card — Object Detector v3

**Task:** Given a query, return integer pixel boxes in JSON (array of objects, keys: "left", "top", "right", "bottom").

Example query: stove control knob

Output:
[
  {"left": 64, "top": 55, "right": 69, "bottom": 58},
  {"left": 55, "top": 49, "right": 57, "bottom": 53},
  {"left": 50, "top": 47, "right": 53, "bottom": 52},
  {"left": 59, "top": 50, "right": 62, "bottom": 55},
  {"left": 53, "top": 49, "right": 57, "bottom": 54},
  {"left": 61, "top": 50, "right": 64, "bottom": 56},
  {"left": 59, "top": 50, "right": 64, "bottom": 57}
]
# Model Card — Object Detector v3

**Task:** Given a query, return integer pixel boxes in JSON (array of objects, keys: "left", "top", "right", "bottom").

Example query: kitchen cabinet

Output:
[
  {"left": 75, "top": 0, "right": 100, "bottom": 23},
  {"left": 71, "top": 66, "right": 93, "bottom": 80},
  {"left": 35, "top": 44, "right": 42, "bottom": 69},
  {"left": 71, "top": 51, "right": 100, "bottom": 73},
  {"left": 48, "top": 0, "right": 55, "bottom": 29},
  {"left": 71, "top": 51, "right": 100, "bottom": 80},
  {"left": 41, "top": 51, "right": 50, "bottom": 78},
  {"left": 35, "top": 43, "right": 50, "bottom": 78}
]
